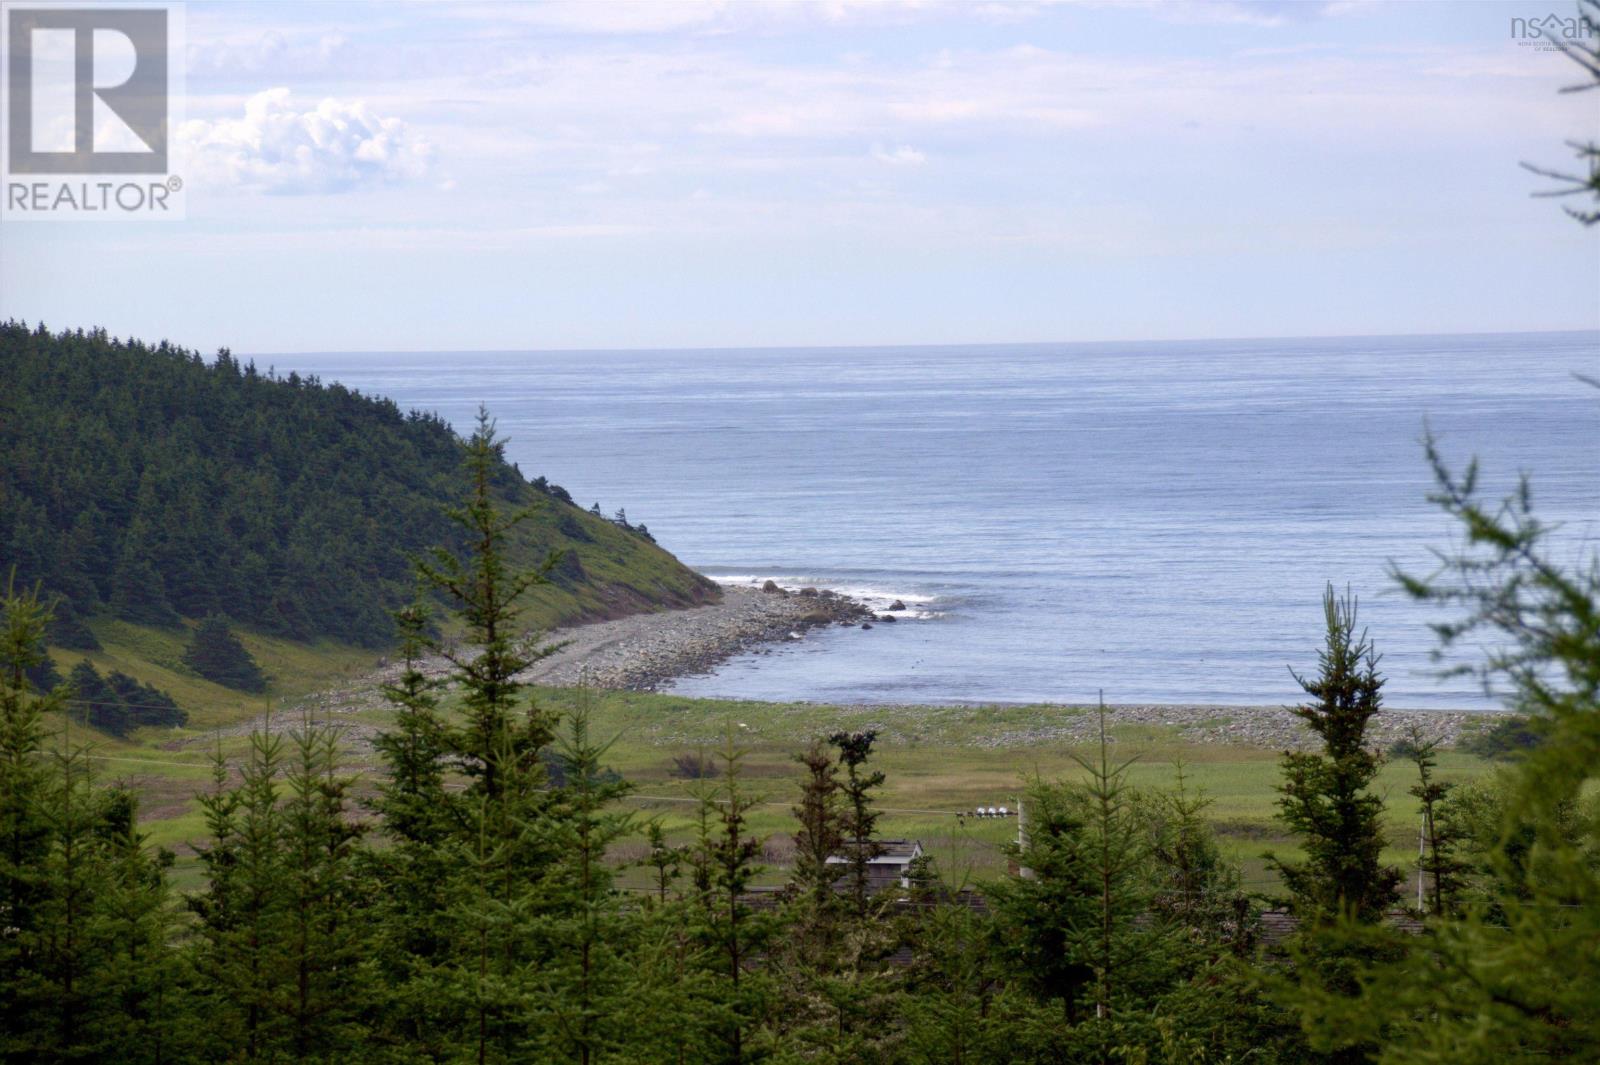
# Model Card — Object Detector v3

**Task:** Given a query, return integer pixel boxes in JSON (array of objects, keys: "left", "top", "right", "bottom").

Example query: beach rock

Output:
[
  {"left": 798, "top": 587, "right": 820, "bottom": 597},
  {"left": 889, "top": 600, "right": 906, "bottom": 611},
  {"left": 877, "top": 613, "right": 897, "bottom": 623},
  {"left": 861, "top": 622, "right": 873, "bottom": 629},
  {"left": 762, "top": 580, "right": 782, "bottom": 593}
]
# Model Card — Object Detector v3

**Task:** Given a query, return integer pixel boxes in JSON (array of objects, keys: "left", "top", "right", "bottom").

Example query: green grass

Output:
[
  {"left": 40, "top": 616, "right": 381, "bottom": 890},
  {"left": 44, "top": 667, "right": 1499, "bottom": 897},
  {"left": 50, "top": 671, "right": 1497, "bottom": 895},
  {"left": 53, "top": 616, "right": 379, "bottom": 732},
  {"left": 513, "top": 690, "right": 1498, "bottom": 891}
]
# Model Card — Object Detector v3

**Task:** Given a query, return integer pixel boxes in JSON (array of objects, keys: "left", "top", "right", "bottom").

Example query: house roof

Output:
[{"left": 825, "top": 839, "right": 923, "bottom": 865}]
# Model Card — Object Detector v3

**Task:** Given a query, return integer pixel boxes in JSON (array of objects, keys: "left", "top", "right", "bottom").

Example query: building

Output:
[{"left": 826, "top": 839, "right": 925, "bottom": 893}]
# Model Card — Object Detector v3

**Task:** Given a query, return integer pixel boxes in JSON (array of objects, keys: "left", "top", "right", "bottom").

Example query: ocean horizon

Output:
[{"left": 264, "top": 330, "right": 1600, "bottom": 711}]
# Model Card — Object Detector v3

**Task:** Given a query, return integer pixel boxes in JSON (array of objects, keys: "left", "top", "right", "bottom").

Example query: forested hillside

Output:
[{"left": 0, "top": 321, "right": 716, "bottom": 648}]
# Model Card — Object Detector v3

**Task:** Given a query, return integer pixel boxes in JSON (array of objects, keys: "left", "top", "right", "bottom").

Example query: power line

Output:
[
  {"left": 625, "top": 793, "right": 970, "bottom": 817},
  {"left": 54, "top": 697, "right": 200, "bottom": 712},
  {"left": 83, "top": 753, "right": 217, "bottom": 769}
]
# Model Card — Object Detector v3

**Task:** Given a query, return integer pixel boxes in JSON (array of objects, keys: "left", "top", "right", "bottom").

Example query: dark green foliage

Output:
[
  {"left": 1402, "top": 727, "right": 1469, "bottom": 917},
  {"left": 67, "top": 661, "right": 115, "bottom": 720},
  {"left": 1268, "top": 586, "right": 1400, "bottom": 922},
  {"left": 771, "top": 734, "right": 906, "bottom": 1063},
  {"left": 2, "top": 580, "right": 187, "bottom": 1064},
  {"left": 20, "top": 648, "right": 61, "bottom": 696},
  {"left": 108, "top": 523, "right": 181, "bottom": 628},
  {"left": 1459, "top": 713, "right": 1544, "bottom": 759},
  {"left": 183, "top": 615, "right": 268, "bottom": 693},
  {"left": 791, "top": 739, "right": 844, "bottom": 910},
  {"left": 0, "top": 579, "right": 64, "bottom": 1059},
  {"left": 187, "top": 713, "right": 371, "bottom": 1063},
  {"left": 1150, "top": 760, "right": 1255, "bottom": 953},
  {"left": 897, "top": 899, "right": 1009, "bottom": 1064},
  {"left": 688, "top": 736, "right": 777, "bottom": 1063},
  {"left": 45, "top": 601, "right": 99, "bottom": 650},
  {"left": 1282, "top": 68, "right": 1600, "bottom": 1055},
  {"left": 5, "top": 554, "right": 1311, "bottom": 1064},
  {"left": 0, "top": 322, "right": 713, "bottom": 649},
  {"left": 829, "top": 729, "right": 886, "bottom": 918},
  {"left": 535, "top": 707, "right": 638, "bottom": 1064},
  {"left": 1308, "top": 435, "right": 1600, "bottom": 1064},
  {"left": 66, "top": 661, "right": 185, "bottom": 737},
  {"left": 983, "top": 710, "right": 1279, "bottom": 1063},
  {"left": 987, "top": 775, "right": 1098, "bottom": 1025}
]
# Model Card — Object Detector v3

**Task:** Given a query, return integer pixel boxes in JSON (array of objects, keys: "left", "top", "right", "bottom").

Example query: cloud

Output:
[
  {"left": 180, "top": 88, "right": 434, "bottom": 194},
  {"left": 1108, "top": 0, "right": 1367, "bottom": 27},
  {"left": 871, "top": 143, "right": 926, "bottom": 165}
]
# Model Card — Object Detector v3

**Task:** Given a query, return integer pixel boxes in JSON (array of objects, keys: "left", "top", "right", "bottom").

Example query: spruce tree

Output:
[
  {"left": 1295, "top": 420, "right": 1600, "bottom": 1063},
  {"left": 81, "top": 786, "right": 189, "bottom": 1064},
  {"left": 364, "top": 594, "right": 456, "bottom": 1058},
  {"left": 687, "top": 733, "right": 775, "bottom": 1064},
  {"left": 370, "top": 595, "right": 449, "bottom": 847},
  {"left": 183, "top": 615, "right": 268, "bottom": 693},
  {"left": 535, "top": 704, "right": 637, "bottom": 1064},
  {"left": 280, "top": 713, "right": 368, "bottom": 1058},
  {"left": 0, "top": 578, "right": 70, "bottom": 1058},
  {"left": 108, "top": 519, "right": 180, "bottom": 627},
  {"left": 791, "top": 738, "right": 844, "bottom": 910},
  {"left": 987, "top": 774, "right": 1097, "bottom": 1027},
  {"left": 189, "top": 726, "right": 292, "bottom": 1060},
  {"left": 988, "top": 706, "right": 1189, "bottom": 1063},
  {"left": 1, "top": 583, "right": 183, "bottom": 1062},
  {"left": 642, "top": 822, "right": 684, "bottom": 904},
  {"left": 828, "top": 729, "right": 885, "bottom": 919},
  {"left": 399, "top": 409, "right": 564, "bottom": 1061},
  {"left": 1150, "top": 760, "right": 1251, "bottom": 947},
  {"left": 1267, "top": 586, "right": 1400, "bottom": 922},
  {"left": 898, "top": 898, "right": 1007, "bottom": 1064},
  {"left": 1400, "top": 727, "right": 1467, "bottom": 917},
  {"left": 1068, "top": 705, "right": 1167, "bottom": 1037},
  {"left": 415, "top": 408, "right": 559, "bottom": 800},
  {"left": 67, "top": 661, "right": 121, "bottom": 734},
  {"left": 105, "top": 671, "right": 185, "bottom": 732}
]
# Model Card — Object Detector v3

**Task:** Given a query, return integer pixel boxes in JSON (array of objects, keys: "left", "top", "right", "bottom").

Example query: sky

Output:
[{"left": 2, "top": 0, "right": 1598, "bottom": 354}]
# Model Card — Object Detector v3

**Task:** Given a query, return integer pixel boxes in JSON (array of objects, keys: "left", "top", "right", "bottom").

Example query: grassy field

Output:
[
  {"left": 47, "top": 634, "right": 1501, "bottom": 898},
  {"left": 522, "top": 689, "right": 1497, "bottom": 894}
]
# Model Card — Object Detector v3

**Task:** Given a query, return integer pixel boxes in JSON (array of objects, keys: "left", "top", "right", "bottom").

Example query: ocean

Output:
[{"left": 265, "top": 332, "right": 1599, "bottom": 709}]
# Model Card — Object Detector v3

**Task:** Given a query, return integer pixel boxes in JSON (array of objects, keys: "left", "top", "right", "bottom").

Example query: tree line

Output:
[
  {"left": 0, "top": 322, "right": 697, "bottom": 651},
  {"left": 2, "top": 413, "right": 1595, "bottom": 1064}
]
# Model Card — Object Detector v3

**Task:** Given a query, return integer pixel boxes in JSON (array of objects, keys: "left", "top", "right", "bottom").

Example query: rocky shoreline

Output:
[
  {"left": 513, "top": 582, "right": 876, "bottom": 690},
  {"left": 964, "top": 701, "right": 1498, "bottom": 752},
  {"left": 247, "top": 581, "right": 1498, "bottom": 755}
]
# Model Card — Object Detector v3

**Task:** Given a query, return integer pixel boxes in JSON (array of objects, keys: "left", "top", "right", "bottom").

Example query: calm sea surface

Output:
[{"left": 264, "top": 333, "right": 1599, "bottom": 709}]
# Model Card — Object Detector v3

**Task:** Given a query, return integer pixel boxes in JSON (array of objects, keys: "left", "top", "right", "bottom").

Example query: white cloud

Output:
[
  {"left": 1104, "top": 0, "right": 1367, "bottom": 28},
  {"left": 180, "top": 88, "right": 434, "bottom": 195},
  {"left": 871, "top": 143, "right": 926, "bottom": 165}
]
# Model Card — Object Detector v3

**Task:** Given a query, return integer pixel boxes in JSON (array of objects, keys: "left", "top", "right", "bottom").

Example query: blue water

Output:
[{"left": 263, "top": 333, "right": 1599, "bottom": 709}]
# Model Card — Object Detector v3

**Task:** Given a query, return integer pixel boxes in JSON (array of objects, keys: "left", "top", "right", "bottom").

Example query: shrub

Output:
[
  {"left": 1460, "top": 714, "right": 1543, "bottom": 760},
  {"left": 670, "top": 751, "right": 719, "bottom": 780}
]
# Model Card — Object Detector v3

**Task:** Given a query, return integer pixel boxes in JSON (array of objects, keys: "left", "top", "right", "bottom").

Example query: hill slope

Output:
[{"left": 0, "top": 321, "right": 719, "bottom": 653}]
